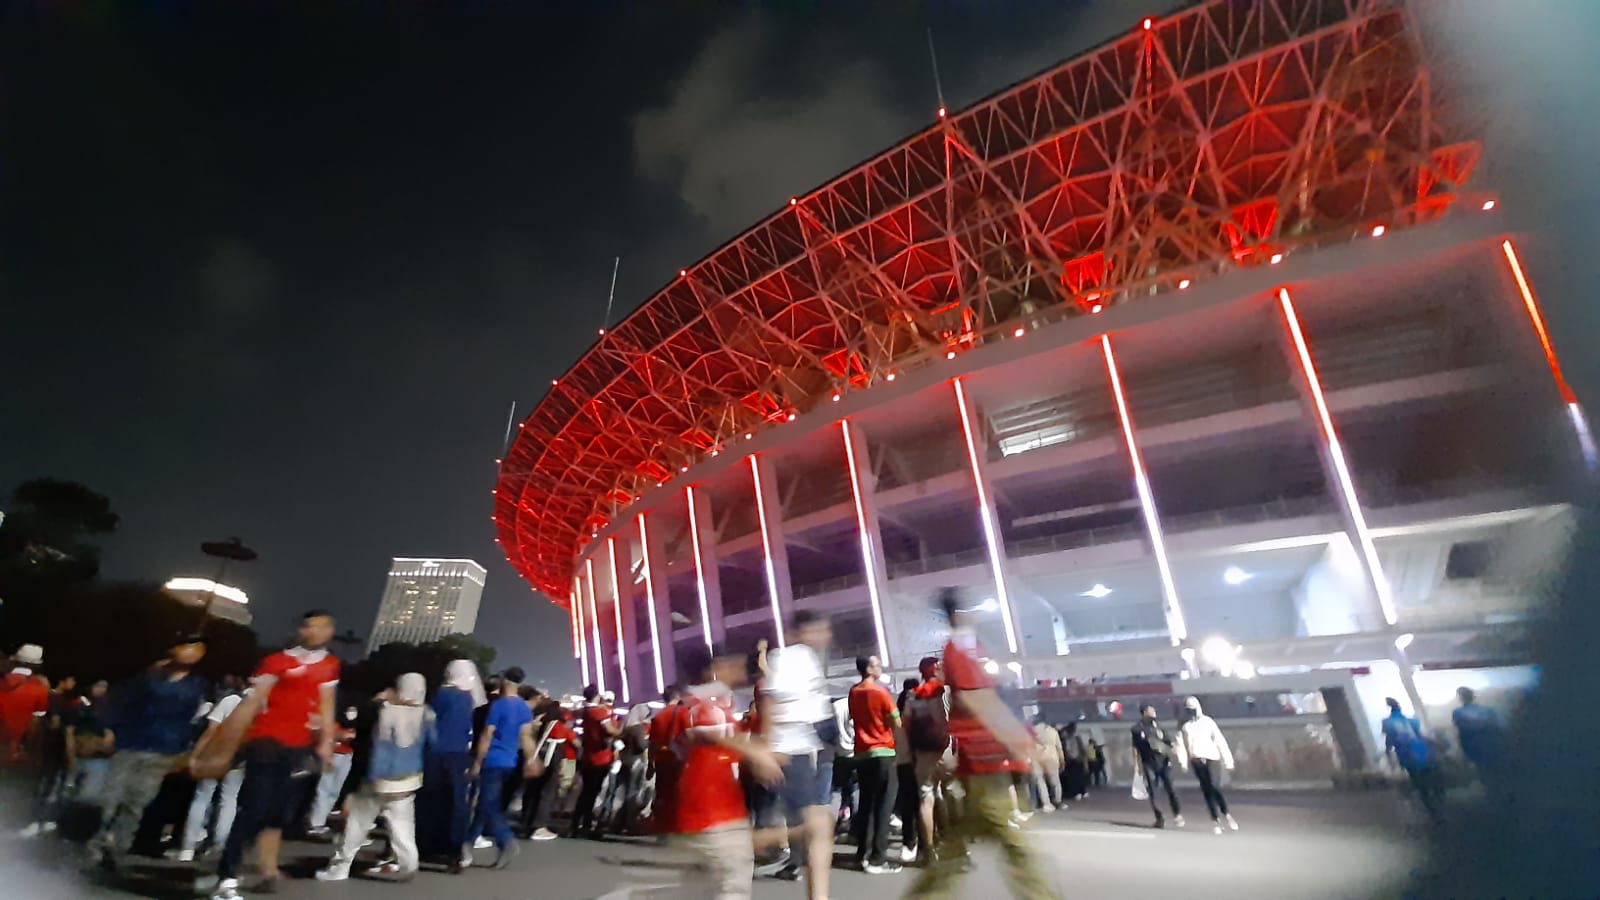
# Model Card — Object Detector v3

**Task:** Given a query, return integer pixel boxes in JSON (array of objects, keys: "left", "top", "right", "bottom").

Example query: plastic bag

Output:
[{"left": 1131, "top": 775, "right": 1148, "bottom": 801}]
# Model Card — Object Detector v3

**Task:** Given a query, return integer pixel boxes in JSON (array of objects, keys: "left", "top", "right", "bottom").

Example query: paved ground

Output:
[{"left": 2, "top": 788, "right": 1423, "bottom": 900}]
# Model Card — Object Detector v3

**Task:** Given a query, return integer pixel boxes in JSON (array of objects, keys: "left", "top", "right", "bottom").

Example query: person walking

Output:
[
  {"left": 174, "top": 683, "right": 247, "bottom": 861},
  {"left": 902, "top": 656, "right": 950, "bottom": 867},
  {"left": 570, "top": 684, "right": 620, "bottom": 838},
  {"left": 1131, "top": 704, "right": 1185, "bottom": 829},
  {"left": 422, "top": 658, "right": 485, "bottom": 870},
  {"left": 1031, "top": 717, "right": 1063, "bottom": 812},
  {"left": 616, "top": 698, "right": 654, "bottom": 834},
  {"left": 316, "top": 673, "right": 435, "bottom": 882},
  {"left": 531, "top": 705, "right": 582, "bottom": 840},
  {"left": 907, "top": 590, "right": 1056, "bottom": 900},
  {"left": 848, "top": 654, "right": 901, "bottom": 874},
  {"left": 1058, "top": 723, "right": 1088, "bottom": 801},
  {"left": 66, "top": 679, "right": 115, "bottom": 800},
  {"left": 1178, "top": 697, "right": 1236, "bottom": 834},
  {"left": 1382, "top": 697, "right": 1443, "bottom": 821},
  {"left": 0, "top": 644, "right": 50, "bottom": 767},
  {"left": 1451, "top": 687, "right": 1505, "bottom": 781},
  {"left": 305, "top": 704, "right": 358, "bottom": 836},
  {"left": 212, "top": 610, "right": 341, "bottom": 900},
  {"left": 91, "top": 635, "right": 210, "bottom": 872},
  {"left": 762, "top": 610, "right": 838, "bottom": 899},
  {"left": 645, "top": 686, "right": 685, "bottom": 838},
  {"left": 468, "top": 667, "right": 536, "bottom": 867},
  {"left": 665, "top": 646, "right": 783, "bottom": 900},
  {"left": 20, "top": 674, "right": 77, "bottom": 838},
  {"left": 893, "top": 678, "right": 920, "bottom": 865}
]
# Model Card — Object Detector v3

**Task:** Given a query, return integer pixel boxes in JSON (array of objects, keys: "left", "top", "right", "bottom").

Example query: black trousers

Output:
[
  {"left": 850, "top": 756, "right": 899, "bottom": 865},
  {"left": 1191, "top": 759, "right": 1229, "bottom": 819},
  {"left": 895, "top": 762, "right": 920, "bottom": 854},
  {"left": 1141, "top": 757, "right": 1181, "bottom": 820},
  {"left": 570, "top": 762, "right": 608, "bottom": 836}
]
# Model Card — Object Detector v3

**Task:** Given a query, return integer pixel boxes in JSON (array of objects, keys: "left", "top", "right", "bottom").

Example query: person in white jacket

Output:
[{"left": 1178, "top": 697, "right": 1237, "bottom": 834}]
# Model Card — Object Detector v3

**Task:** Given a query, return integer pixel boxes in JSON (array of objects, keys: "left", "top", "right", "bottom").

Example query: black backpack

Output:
[{"left": 905, "top": 688, "right": 949, "bottom": 753}]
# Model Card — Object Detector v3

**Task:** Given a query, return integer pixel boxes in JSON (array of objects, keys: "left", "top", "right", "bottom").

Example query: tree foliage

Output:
[
  {"left": 0, "top": 478, "right": 120, "bottom": 580},
  {"left": 339, "top": 633, "right": 498, "bottom": 697}
]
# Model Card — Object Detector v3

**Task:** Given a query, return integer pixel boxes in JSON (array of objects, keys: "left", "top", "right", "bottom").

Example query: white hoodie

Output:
[{"left": 1179, "top": 706, "right": 1235, "bottom": 768}]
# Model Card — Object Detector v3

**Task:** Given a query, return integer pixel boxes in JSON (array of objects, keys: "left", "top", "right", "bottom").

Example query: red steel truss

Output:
[{"left": 495, "top": 0, "right": 1480, "bottom": 604}]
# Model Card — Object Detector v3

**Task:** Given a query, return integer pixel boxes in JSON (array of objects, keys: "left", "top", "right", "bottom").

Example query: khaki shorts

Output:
[{"left": 676, "top": 821, "right": 754, "bottom": 899}]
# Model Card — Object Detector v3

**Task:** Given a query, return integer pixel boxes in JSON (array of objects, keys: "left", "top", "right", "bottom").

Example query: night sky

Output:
[{"left": 0, "top": 0, "right": 1144, "bottom": 689}]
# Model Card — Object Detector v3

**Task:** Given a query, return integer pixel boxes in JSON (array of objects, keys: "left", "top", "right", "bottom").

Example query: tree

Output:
[
  {"left": 0, "top": 478, "right": 120, "bottom": 581},
  {"left": 340, "top": 634, "right": 498, "bottom": 697}
]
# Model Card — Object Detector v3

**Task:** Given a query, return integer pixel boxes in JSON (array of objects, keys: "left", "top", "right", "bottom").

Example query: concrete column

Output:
[
  {"left": 638, "top": 512, "right": 676, "bottom": 688},
  {"left": 605, "top": 536, "right": 637, "bottom": 704},
  {"left": 1276, "top": 287, "right": 1394, "bottom": 632},
  {"left": 950, "top": 380, "right": 1022, "bottom": 657},
  {"left": 582, "top": 558, "right": 607, "bottom": 694},
  {"left": 841, "top": 418, "right": 896, "bottom": 666},
  {"left": 749, "top": 454, "right": 797, "bottom": 646},
  {"left": 685, "top": 485, "right": 725, "bottom": 652}
]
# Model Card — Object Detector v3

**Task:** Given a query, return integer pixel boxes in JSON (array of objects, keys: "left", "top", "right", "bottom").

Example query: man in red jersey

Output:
[
  {"left": 569, "top": 684, "right": 620, "bottom": 838},
  {"left": 905, "top": 590, "right": 1055, "bottom": 900},
  {"left": 670, "top": 646, "right": 780, "bottom": 899},
  {"left": 848, "top": 654, "right": 901, "bottom": 874},
  {"left": 212, "top": 611, "right": 339, "bottom": 900},
  {"left": 646, "top": 684, "right": 684, "bottom": 837}
]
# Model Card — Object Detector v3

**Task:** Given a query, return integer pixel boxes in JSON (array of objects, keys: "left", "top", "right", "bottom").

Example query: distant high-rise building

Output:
[{"left": 369, "top": 558, "right": 487, "bottom": 648}]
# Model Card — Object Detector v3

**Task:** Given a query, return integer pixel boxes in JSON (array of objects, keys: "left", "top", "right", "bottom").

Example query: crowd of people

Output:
[{"left": 0, "top": 590, "right": 1512, "bottom": 900}]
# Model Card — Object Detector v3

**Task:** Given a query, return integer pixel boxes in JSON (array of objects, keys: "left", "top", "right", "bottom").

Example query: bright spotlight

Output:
[
  {"left": 1200, "top": 636, "right": 1238, "bottom": 670},
  {"left": 973, "top": 597, "right": 1000, "bottom": 613},
  {"left": 1394, "top": 632, "right": 1414, "bottom": 651},
  {"left": 982, "top": 659, "right": 1000, "bottom": 675},
  {"left": 1222, "top": 566, "right": 1253, "bottom": 586},
  {"left": 1081, "top": 583, "right": 1112, "bottom": 599},
  {"left": 1005, "top": 661, "right": 1023, "bottom": 674}
]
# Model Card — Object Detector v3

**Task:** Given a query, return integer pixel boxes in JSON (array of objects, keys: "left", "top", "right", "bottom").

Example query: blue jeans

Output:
[{"left": 470, "top": 767, "right": 515, "bottom": 851}]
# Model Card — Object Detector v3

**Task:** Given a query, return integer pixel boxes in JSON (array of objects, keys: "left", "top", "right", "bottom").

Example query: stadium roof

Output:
[{"left": 495, "top": 0, "right": 1480, "bottom": 604}]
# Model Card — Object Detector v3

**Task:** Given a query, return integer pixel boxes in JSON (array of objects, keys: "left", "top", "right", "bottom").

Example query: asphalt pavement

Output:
[{"left": 1, "top": 787, "right": 1424, "bottom": 900}]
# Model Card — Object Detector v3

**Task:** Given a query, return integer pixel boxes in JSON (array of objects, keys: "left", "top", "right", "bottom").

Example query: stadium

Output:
[{"left": 495, "top": 0, "right": 1588, "bottom": 773}]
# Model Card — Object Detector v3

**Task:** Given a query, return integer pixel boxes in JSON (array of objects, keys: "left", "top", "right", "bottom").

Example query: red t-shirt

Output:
[
  {"left": 649, "top": 705, "right": 685, "bottom": 763},
  {"left": 942, "top": 639, "right": 1011, "bottom": 775},
  {"left": 848, "top": 680, "right": 898, "bottom": 757},
  {"left": 672, "top": 687, "right": 746, "bottom": 833},
  {"left": 246, "top": 649, "right": 341, "bottom": 748},
  {"left": 0, "top": 673, "right": 49, "bottom": 760},
  {"left": 580, "top": 704, "right": 616, "bottom": 767},
  {"left": 547, "top": 718, "right": 579, "bottom": 760}
]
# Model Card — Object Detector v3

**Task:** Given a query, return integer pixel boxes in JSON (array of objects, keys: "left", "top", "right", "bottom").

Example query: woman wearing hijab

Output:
[
  {"left": 1178, "top": 697, "right": 1237, "bottom": 834},
  {"left": 316, "top": 673, "right": 435, "bottom": 881},
  {"left": 420, "top": 659, "right": 486, "bottom": 870}
]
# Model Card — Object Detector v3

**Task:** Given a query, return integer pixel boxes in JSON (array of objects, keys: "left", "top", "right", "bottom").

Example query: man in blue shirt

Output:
[
  {"left": 1452, "top": 687, "right": 1505, "bottom": 779},
  {"left": 1382, "top": 697, "right": 1442, "bottom": 820},
  {"left": 92, "top": 635, "right": 210, "bottom": 871},
  {"left": 469, "top": 666, "right": 535, "bottom": 868}
]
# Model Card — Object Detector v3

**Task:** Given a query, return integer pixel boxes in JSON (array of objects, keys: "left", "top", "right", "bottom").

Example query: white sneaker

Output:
[
  {"left": 315, "top": 868, "right": 350, "bottom": 882},
  {"left": 41, "top": 821, "right": 57, "bottom": 834},
  {"left": 889, "top": 815, "right": 902, "bottom": 829},
  {"left": 900, "top": 845, "right": 917, "bottom": 863},
  {"left": 863, "top": 861, "right": 903, "bottom": 875},
  {"left": 1225, "top": 814, "right": 1239, "bottom": 831},
  {"left": 19, "top": 822, "right": 42, "bottom": 839},
  {"left": 473, "top": 836, "right": 495, "bottom": 850},
  {"left": 1213, "top": 824, "right": 1224, "bottom": 835},
  {"left": 1174, "top": 815, "right": 1186, "bottom": 828},
  {"left": 531, "top": 828, "right": 559, "bottom": 841},
  {"left": 210, "top": 878, "right": 243, "bottom": 900},
  {"left": 167, "top": 848, "right": 196, "bottom": 862},
  {"left": 1040, "top": 804, "right": 1055, "bottom": 812}
]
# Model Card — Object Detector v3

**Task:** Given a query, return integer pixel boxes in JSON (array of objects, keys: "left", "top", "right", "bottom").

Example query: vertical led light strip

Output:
[
  {"left": 840, "top": 419, "right": 892, "bottom": 665},
  {"left": 1100, "top": 335, "right": 1188, "bottom": 645},
  {"left": 572, "top": 576, "right": 590, "bottom": 687},
  {"left": 1279, "top": 287, "right": 1398, "bottom": 625},
  {"left": 637, "top": 514, "right": 666, "bottom": 693},
  {"left": 1501, "top": 239, "right": 1598, "bottom": 469},
  {"left": 606, "top": 538, "right": 631, "bottom": 702},
  {"left": 584, "top": 557, "right": 606, "bottom": 692},
  {"left": 684, "top": 486, "right": 716, "bottom": 654},
  {"left": 951, "top": 381, "right": 1020, "bottom": 654},
  {"left": 748, "top": 455, "right": 789, "bottom": 648}
]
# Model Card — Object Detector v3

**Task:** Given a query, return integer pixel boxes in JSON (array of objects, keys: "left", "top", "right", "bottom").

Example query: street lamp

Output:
[{"left": 198, "top": 537, "right": 257, "bottom": 627}]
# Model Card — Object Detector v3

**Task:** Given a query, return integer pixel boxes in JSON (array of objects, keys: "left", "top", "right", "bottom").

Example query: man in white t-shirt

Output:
[
  {"left": 175, "top": 680, "right": 249, "bottom": 862},
  {"left": 761, "top": 611, "right": 835, "bottom": 900}
]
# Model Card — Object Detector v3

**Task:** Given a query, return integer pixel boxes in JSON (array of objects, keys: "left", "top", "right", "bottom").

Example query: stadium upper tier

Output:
[{"left": 495, "top": 0, "right": 1481, "bottom": 603}]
